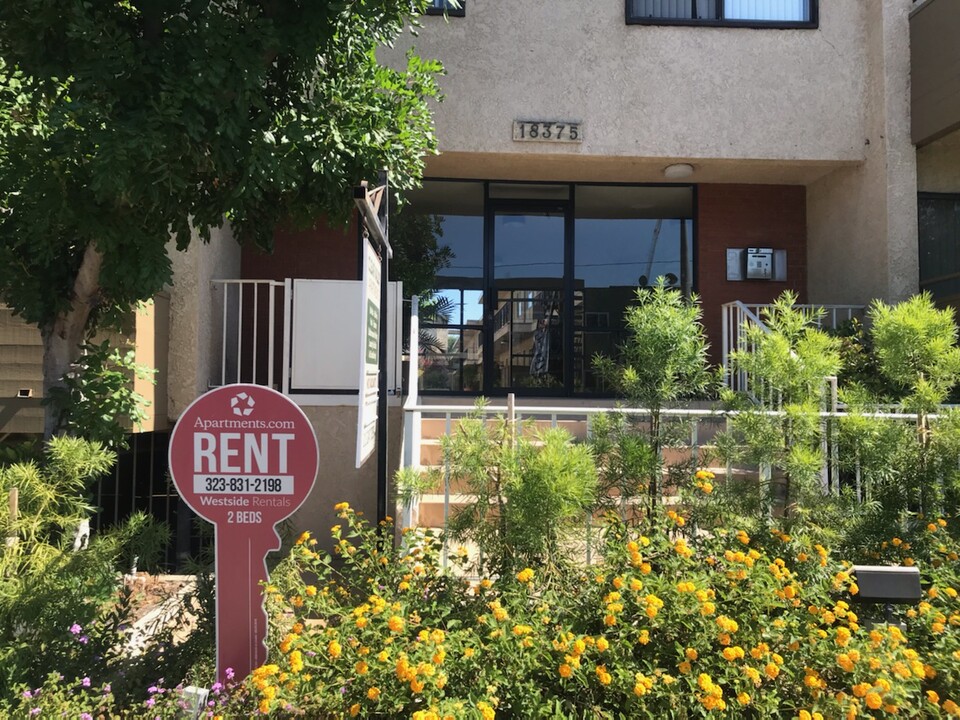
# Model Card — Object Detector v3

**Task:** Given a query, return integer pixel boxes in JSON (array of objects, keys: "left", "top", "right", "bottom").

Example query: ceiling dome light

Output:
[{"left": 663, "top": 163, "right": 695, "bottom": 180}]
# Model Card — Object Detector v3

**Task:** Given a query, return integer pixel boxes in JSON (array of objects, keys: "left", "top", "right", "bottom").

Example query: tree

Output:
[
  {"left": 593, "top": 279, "right": 715, "bottom": 516},
  {"left": 0, "top": 1, "right": 442, "bottom": 436}
]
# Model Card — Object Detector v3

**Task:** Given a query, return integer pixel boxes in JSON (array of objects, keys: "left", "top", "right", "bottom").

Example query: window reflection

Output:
[
  {"left": 574, "top": 186, "right": 692, "bottom": 392},
  {"left": 400, "top": 181, "right": 694, "bottom": 395}
]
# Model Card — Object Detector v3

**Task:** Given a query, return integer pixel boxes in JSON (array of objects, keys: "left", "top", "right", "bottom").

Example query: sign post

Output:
[
  {"left": 168, "top": 384, "right": 318, "bottom": 682},
  {"left": 354, "top": 172, "right": 391, "bottom": 525}
]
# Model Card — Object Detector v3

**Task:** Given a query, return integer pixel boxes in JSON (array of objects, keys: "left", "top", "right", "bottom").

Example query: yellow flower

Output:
[
  {"left": 737, "top": 692, "right": 751, "bottom": 706},
  {"left": 388, "top": 615, "right": 405, "bottom": 632},
  {"left": 290, "top": 649, "right": 304, "bottom": 673},
  {"left": 559, "top": 663, "right": 573, "bottom": 678},
  {"left": 595, "top": 664, "right": 612, "bottom": 685},
  {"left": 596, "top": 637, "right": 609, "bottom": 652},
  {"left": 685, "top": 647, "right": 698, "bottom": 661},
  {"left": 477, "top": 701, "right": 496, "bottom": 720},
  {"left": 305, "top": 585, "right": 317, "bottom": 597},
  {"left": 334, "top": 501, "right": 350, "bottom": 512},
  {"left": 865, "top": 692, "right": 883, "bottom": 710},
  {"left": 516, "top": 568, "right": 534, "bottom": 583},
  {"left": 328, "top": 640, "right": 342, "bottom": 658},
  {"left": 349, "top": 703, "right": 360, "bottom": 716}
]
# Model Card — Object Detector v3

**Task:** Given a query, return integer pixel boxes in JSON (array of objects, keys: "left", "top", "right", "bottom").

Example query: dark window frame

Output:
[
  {"left": 408, "top": 178, "right": 698, "bottom": 398},
  {"left": 625, "top": 0, "right": 818, "bottom": 29},
  {"left": 425, "top": 0, "right": 465, "bottom": 18}
]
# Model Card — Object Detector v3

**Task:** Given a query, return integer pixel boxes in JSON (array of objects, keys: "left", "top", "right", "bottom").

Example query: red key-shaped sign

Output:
[{"left": 169, "top": 384, "right": 318, "bottom": 683}]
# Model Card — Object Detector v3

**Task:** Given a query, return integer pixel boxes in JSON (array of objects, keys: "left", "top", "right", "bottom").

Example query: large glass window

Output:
[
  {"left": 398, "top": 181, "right": 694, "bottom": 395},
  {"left": 493, "top": 209, "right": 566, "bottom": 390},
  {"left": 627, "top": 0, "right": 816, "bottom": 26},
  {"left": 574, "top": 186, "right": 692, "bottom": 393},
  {"left": 402, "top": 181, "right": 483, "bottom": 392}
]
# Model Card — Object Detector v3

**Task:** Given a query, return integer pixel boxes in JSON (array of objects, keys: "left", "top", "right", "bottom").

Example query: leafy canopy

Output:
[{"left": 0, "top": 0, "right": 442, "bottom": 329}]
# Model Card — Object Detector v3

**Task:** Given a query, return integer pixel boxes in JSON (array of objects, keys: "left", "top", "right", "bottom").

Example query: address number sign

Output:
[{"left": 513, "top": 120, "right": 582, "bottom": 143}]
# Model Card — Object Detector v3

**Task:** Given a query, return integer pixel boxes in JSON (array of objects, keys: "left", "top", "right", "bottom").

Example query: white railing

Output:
[
  {"left": 721, "top": 301, "right": 865, "bottom": 395},
  {"left": 210, "top": 279, "right": 290, "bottom": 392},
  {"left": 400, "top": 398, "right": 943, "bottom": 568}
]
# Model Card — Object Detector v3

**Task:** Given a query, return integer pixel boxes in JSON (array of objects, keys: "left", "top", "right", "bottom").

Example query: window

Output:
[
  {"left": 425, "top": 0, "right": 465, "bottom": 17},
  {"left": 400, "top": 181, "right": 694, "bottom": 396},
  {"left": 627, "top": 0, "right": 817, "bottom": 27},
  {"left": 918, "top": 193, "right": 960, "bottom": 307}
]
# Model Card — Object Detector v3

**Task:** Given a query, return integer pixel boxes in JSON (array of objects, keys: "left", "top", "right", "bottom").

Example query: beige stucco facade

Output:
[
  {"left": 386, "top": 0, "right": 920, "bottom": 305},
  {"left": 166, "top": 224, "right": 242, "bottom": 420}
]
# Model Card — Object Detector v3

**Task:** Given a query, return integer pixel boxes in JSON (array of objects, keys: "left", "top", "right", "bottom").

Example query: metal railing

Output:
[
  {"left": 721, "top": 301, "right": 865, "bottom": 396},
  {"left": 401, "top": 397, "right": 943, "bottom": 568},
  {"left": 210, "top": 279, "right": 291, "bottom": 392}
]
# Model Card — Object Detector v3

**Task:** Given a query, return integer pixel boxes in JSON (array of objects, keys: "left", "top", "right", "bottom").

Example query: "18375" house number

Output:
[{"left": 513, "top": 120, "right": 582, "bottom": 143}]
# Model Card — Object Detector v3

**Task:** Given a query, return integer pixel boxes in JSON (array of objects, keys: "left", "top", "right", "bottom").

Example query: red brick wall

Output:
[
  {"left": 696, "top": 184, "right": 807, "bottom": 364},
  {"left": 241, "top": 215, "right": 360, "bottom": 281}
]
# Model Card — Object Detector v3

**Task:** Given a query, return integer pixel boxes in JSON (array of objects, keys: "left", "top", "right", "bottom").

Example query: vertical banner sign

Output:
[
  {"left": 168, "top": 384, "right": 318, "bottom": 683},
  {"left": 356, "top": 238, "right": 381, "bottom": 467}
]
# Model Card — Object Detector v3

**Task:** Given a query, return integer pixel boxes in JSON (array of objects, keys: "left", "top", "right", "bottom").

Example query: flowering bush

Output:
[
  {"left": 249, "top": 501, "right": 960, "bottom": 718},
  {"left": 6, "top": 670, "right": 250, "bottom": 718}
]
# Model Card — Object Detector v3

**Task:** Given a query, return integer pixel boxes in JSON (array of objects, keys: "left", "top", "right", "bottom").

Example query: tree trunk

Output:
[{"left": 40, "top": 242, "right": 104, "bottom": 439}]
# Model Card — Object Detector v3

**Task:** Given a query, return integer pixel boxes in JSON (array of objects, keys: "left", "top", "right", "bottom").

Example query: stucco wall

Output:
[
  {"left": 807, "top": 0, "right": 918, "bottom": 305},
  {"left": 390, "top": 0, "right": 868, "bottom": 172},
  {"left": 917, "top": 128, "right": 960, "bottom": 193},
  {"left": 167, "top": 225, "right": 242, "bottom": 419},
  {"left": 288, "top": 405, "right": 403, "bottom": 554}
]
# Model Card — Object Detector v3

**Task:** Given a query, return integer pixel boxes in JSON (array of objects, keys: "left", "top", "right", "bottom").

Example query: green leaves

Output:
[
  {"left": 595, "top": 279, "right": 713, "bottom": 409},
  {"left": 44, "top": 340, "right": 154, "bottom": 449},
  {"left": 869, "top": 293, "right": 960, "bottom": 413},
  {"left": 443, "top": 402, "right": 597, "bottom": 578},
  {"left": 0, "top": 0, "right": 442, "bottom": 367}
]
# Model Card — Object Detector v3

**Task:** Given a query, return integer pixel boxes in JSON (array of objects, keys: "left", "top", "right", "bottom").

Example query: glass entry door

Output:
[{"left": 488, "top": 205, "right": 568, "bottom": 392}]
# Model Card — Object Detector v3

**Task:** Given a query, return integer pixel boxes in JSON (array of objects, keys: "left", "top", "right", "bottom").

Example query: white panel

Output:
[
  {"left": 292, "top": 280, "right": 362, "bottom": 390},
  {"left": 291, "top": 280, "right": 403, "bottom": 392}
]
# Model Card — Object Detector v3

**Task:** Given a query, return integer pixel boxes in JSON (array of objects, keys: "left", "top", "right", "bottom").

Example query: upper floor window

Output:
[
  {"left": 627, "top": 0, "right": 817, "bottom": 28},
  {"left": 425, "top": 0, "right": 465, "bottom": 17}
]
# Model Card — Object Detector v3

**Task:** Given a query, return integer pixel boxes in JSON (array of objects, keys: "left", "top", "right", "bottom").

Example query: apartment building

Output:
[{"left": 2, "top": 0, "right": 958, "bottom": 553}]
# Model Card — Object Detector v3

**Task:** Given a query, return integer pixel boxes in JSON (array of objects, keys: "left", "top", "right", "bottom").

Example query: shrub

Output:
[{"left": 442, "top": 404, "right": 597, "bottom": 578}]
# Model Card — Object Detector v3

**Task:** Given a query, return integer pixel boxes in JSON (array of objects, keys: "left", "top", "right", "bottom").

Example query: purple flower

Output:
[
  {"left": 211, "top": 683, "right": 223, "bottom": 693},
  {"left": 22, "top": 690, "right": 32, "bottom": 699},
  {"left": 146, "top": 698, "right": 156, "bottom": 708},
  {"left": 148, "top": 686, "right": 159, "bottom": 694},
  {"left": 82, "top": 677, "right": 91, "bottom": 687},
  {"left": 69, "top": 623, "right": 82, "bottom": 635},
  {"left": 81, "top": 714, "right": 93, "bottom": 720},
  {"left": 225, "top": 668, "right": 235, "bottom": 680},
  {"left": 103, "top": 684, "right": 111, "bottom": 694},
  {"left": 79, "top": 636, "right": 89, "bottom": 645},
  {"left": 29, "top": 709, "right": 40, "bottom": 716}
]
